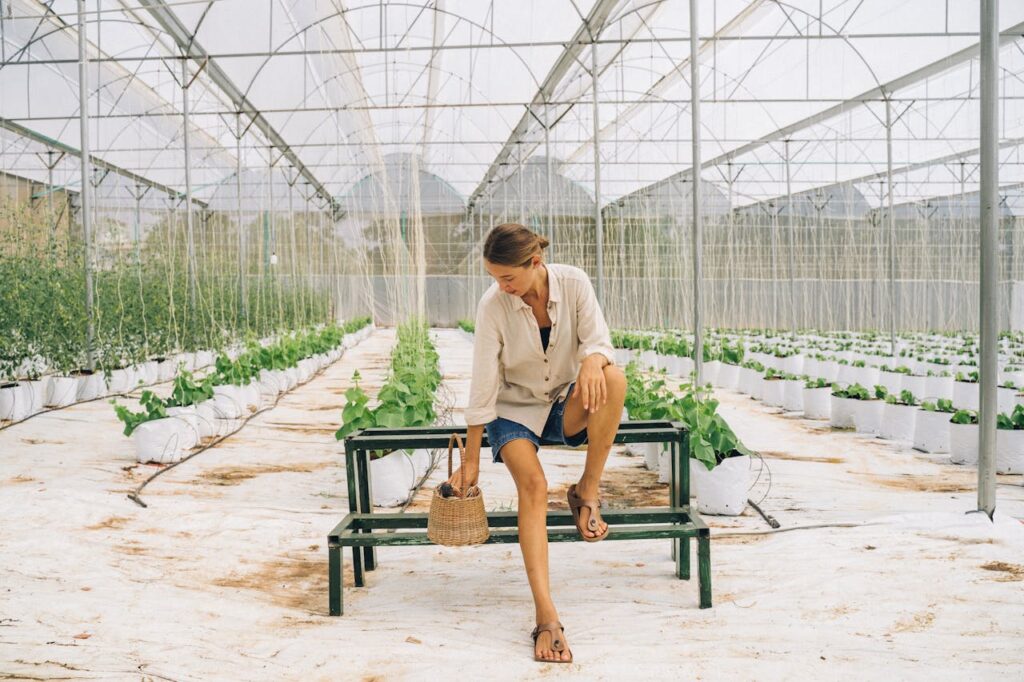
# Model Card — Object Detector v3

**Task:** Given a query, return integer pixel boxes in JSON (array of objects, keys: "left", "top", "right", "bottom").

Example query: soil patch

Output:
[
  {"left": 265, "top": 422, "right": 337, "bottom": 436},
  {"left": 865, "top": 473, "right": 975, "bottom": 493},
  {"left": 549, "top": 463, "right": 668, "bottom": 510},
  {"left": 212, "top": 552, "right": 353, "bottom": 615},
  {"left": 86, "top": 516, "right": 130, "bottom": 531},
  {"left": 980, "top": 561, "right": 1024, "bottom": 581},
  {"left": 194, "top": 462, "right": 330, "bottom": 486},
  {"left": 6, "top": 474, "right": 36, "bottom": 485},
  {"left": 761, "top": 450, "right": 845, "bottom": 464}
]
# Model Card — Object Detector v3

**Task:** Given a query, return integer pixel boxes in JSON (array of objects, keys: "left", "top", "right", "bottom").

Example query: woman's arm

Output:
[
  {"left": 573, "top": 272, "right": 616, "bottom": 413},
  {"left": 447, "top": 423, "right": 483, "bottom": 490}
]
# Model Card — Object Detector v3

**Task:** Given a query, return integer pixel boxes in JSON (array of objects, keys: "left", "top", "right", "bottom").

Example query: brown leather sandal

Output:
[
  {"left": 567, "top": 483, "right": 610, "bottom": 542},
  {"left": 531, "top": 621, "right": 573, "bottom": 663}
]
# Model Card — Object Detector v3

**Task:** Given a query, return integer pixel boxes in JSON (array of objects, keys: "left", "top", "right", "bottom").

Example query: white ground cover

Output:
[{"left": 1, "top": 329, "right": 1023, "bottom": 680}]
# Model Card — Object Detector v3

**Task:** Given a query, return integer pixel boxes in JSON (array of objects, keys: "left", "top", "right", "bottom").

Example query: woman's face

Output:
[{"left": 484, "top": 256, "right": 541, "bottom": 297}]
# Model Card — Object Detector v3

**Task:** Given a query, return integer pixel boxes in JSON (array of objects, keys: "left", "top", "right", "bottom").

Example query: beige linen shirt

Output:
[{"left": 465, "top": 263, "right": 615, "bottom": 435}]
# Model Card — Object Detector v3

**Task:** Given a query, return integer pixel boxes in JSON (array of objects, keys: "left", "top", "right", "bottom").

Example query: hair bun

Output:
[{"left": 536, "top": 235, "right": 550, "bottom": 250}]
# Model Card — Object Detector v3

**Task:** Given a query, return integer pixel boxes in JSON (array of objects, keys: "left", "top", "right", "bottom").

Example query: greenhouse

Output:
[{"left": 1, "top": 0, "right": 1023, "bottom": 677}]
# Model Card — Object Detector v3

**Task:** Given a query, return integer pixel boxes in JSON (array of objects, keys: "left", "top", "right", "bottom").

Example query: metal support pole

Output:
[
  {"left": 885, "top": 96, "right": 897, "bottom": 356},
  {"left": 133, "top": 184, "right": 142, "bottom": 262},
  {"left": 690, "top": 0, "right": 704, "bottom": 386},
  {"left": 978, "top": 0, "right": 999, "bottom": 517},
  {"left": 770, "top": 204, "right": 779, "bottom": 331},
  {"left": 545, "top": 124, "right": 554, "bottom": 244},
  {"left": 181, "top": 57, "right": 197, "bottom": 314},
  {"left": 77, "top": 0, "right": 95, "bottom": 371},
  {"left": 236, "top": 116, "right": 247, "bottom": 322},
  {"left": 591, "top": 41, "right": 604, "bottom": 303},
  {"left": 784, "top": 139, "right": 796, "bottom": 336}
]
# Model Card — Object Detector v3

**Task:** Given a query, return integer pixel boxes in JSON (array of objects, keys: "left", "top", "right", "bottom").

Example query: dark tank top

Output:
[{"left": 539, "top": 326, "right": 551, "bottom": 352}]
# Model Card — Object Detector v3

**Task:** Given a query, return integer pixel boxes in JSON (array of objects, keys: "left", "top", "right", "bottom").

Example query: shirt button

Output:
[
  {"left": 544, "top": 358, "right": 548, "bottom": 363},
  {"left": 545, "top": 376, "right": 549, "bottom": 381}
]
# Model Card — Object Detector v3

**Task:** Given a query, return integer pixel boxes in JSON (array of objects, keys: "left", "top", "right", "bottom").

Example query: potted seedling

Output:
[
  {"left": 760, "top": 367, "right": 786, "bottom": 408},
  {"left": 880, "top": 390, "right": 918, "bottom": 441},
  {"left": 996, "top": 405, "right": 1024, "bottom": 474},
  {"left": 675, "top": 392, "right": 754, "bottom": 516},
  {"left": 949, "top": 409, "right": 979, "bottom": 465},
  {"left": 781, "top": 372, "right": 806, "bottom": 413},
  {"left": 849, "top": 384, "right": 886, "bottom": 435},
  {"left": 802, "top": 377, "right": 832, "bottom": 420},
  {"left": 953, "top": 370, "right": 980, "bottom": 411},
  {"left": 829, "top": 383, "right": 863, "bottom": 429},
  {"left": 913, "top": 399, "right": 954, "bottom": 453}
]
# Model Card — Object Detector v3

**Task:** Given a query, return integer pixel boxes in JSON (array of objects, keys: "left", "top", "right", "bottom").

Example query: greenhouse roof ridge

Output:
[
  {"left": 465, "top": 0, "right": 622, "bottom": 210},
  {"left": 135, "top": 0, "right": 339, "bottom": 216},
  {"left": 607, "top": 17, "right": 1024, "bottom": 213}
]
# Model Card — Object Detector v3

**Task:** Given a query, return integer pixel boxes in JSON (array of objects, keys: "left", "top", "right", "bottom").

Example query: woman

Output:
[{"left": 449, "top": 223, "right": 626, "bottom": 664}]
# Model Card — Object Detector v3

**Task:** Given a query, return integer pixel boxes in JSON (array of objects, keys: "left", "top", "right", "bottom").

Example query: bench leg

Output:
[
  {"left": 698, "top": 532, "right": 712, "bottom": 608},
  {"left": 676, "top": 536, "right": 690, "bottom": 580},
  {"left": 352, "top": 545, "right": 364, "bottom": 587},
  {"left": 329, "top": 545, "right": 343, "bottom": 616},
  {"left": 357, "top": 449, "right": 378, "bottom": 571}
]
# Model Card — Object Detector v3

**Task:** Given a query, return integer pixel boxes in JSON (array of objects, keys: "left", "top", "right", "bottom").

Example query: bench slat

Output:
[{"left": 337, "top": 523, "right": 701, "bottom": 546}]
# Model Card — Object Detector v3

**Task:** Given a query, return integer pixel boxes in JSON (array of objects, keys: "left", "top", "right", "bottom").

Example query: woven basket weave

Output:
[{"left": 427, "top": 433, "right": 490, "bottom": 546}]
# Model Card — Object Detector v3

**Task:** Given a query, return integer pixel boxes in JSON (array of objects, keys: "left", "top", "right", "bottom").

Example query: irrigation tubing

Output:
[{"left": 127, "top": 337, "right": 368, "bottom": 508}]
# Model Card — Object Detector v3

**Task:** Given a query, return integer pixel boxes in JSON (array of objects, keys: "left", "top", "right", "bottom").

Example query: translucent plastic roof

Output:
[{"left": 2, "top": 0, "right": 1024, "bottom": 213}]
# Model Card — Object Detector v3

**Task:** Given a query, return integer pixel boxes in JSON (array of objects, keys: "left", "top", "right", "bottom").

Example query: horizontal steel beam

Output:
[
  {"left": 0, "top": 116, "right": 207, "bottom": 206},
  {"left": 611, "top": 19, "right": 1024, "bottom": 209}
]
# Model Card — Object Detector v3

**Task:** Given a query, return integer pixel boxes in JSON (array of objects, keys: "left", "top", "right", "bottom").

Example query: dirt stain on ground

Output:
[
  {"left": 212, "top": 552, "right": 353, "bottom": 615},
  {"left": 266, "top": 422, "right": 338, "bottom": 436},
  {"left": 893, "top": 610, "right": 936, "bottom": 633},
  {"left": 761, "top": 450, "right": 845, "bottom": 464},
  {"left": 865, "top": 473, "right": 974, "bottom": 493},
  {"left": 713, "top": 533, "right": 772, "bottom": 545},
  {"left": 980, "top": 561, "right": 1024, "bottom": 581},
  {"left": 194, "top": 461, "right": 330, "bottom": 486},
  {"left": 6, "top": 474, "right": 36, "bottom": 485},
  {"left": 549, "top": 463, "right": 668, "bottom": 509},
  {"left": 86, "top": 515, "right": 130, "bottom": 531},
  {"left": 114, "top": 540, "right": 150, "bottom": 556},
  {"left": 20, "top": 437, "right": 65, "bottom": 446}
]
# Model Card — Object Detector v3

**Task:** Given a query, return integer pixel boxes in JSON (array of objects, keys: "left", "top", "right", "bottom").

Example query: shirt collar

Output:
[{"left": 505, "top": 263, "right": 560, "bottom": 310}]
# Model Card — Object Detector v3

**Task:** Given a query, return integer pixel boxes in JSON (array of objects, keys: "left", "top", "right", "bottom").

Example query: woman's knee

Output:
[{"left": 604, "top": 364, "right": 626, "bottom": 397}]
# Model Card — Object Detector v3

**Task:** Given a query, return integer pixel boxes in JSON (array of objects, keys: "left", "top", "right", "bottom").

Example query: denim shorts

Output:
[{"left": 485, "top": 382, "right": 588, "bottom": 464}]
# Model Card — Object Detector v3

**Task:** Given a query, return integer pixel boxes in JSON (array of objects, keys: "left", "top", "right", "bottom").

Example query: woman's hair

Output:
[{"left": 482, "top": 223, "right": 550, "bottom": 267}]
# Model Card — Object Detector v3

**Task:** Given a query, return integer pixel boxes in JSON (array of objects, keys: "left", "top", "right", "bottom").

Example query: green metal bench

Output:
[{"left": 329, "top": 420, "right": 711, "bottom": 616}]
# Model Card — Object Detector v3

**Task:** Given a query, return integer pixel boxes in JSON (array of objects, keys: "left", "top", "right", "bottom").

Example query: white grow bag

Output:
[{"left": 692, "top": 455, "right": 750, "bottom": 516}]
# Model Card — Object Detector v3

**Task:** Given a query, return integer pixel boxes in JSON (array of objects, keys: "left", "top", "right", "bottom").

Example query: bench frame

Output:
[{"left": 329, "top": 420, "right": 711, "bottom": 616}]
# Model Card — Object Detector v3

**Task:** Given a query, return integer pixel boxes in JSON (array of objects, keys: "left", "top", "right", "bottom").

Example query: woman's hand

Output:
[
  {"left": 446, "top": 461, "right": 479, "bottom": 493},
  {"left": 572, "top": 355, "right": 608, "bottom": 414}
]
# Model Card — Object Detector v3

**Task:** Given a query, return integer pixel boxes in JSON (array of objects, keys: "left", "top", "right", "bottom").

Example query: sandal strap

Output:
[{"left": 531, "top": 621, "right": 566, "bottom": 652}]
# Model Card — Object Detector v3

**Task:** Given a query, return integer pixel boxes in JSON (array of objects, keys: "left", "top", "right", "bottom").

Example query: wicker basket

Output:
[{"left": 427, "top": 433, "right": 490, "bottom": 546}]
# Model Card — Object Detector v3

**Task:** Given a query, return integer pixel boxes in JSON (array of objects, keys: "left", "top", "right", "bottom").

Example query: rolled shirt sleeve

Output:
[
  {"left": 465, "top": 299, "right": 503, "bottom": 426},
  {"left": 575, "top": 272, "right": 616, "bottom": 366}
]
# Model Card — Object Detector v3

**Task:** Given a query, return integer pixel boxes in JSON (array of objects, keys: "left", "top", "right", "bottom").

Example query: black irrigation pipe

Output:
[
  {"left": 127, "top": 339, "right": 366, "bottom": 508},
  {"left": 0, "top": 375, "right": 182, "bottom": 433}
]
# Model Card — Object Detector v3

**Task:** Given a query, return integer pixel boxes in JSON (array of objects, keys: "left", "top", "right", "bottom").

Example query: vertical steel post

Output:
[
  {"left": 181, "top": 57, "right": 197, "bottom": 314},
  {"left": 591, "top": 41, "right": 604, "bottom": 303},
  {"left": 690, "top": 0, "right": 704, "bottom": 385},
  {"left": 978, "top": 0, "right": 999, "bottom": 517},
  {"left": 236, "top": 117, "right": 247, "bottom": 322},
  {"left": 886, "top": 96, "right": 897, "bottom": 357},
  {"left": 545, "top": 123, "right": 554, "bottom": 245},
  {"left": 785, "top": 139, "right": 796, "bottom": 336},
  {"left": 77, "top": 0, "right": 95, "bottom": 370}
]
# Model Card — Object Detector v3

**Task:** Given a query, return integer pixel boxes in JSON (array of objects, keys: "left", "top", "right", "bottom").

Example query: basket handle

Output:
[{"left": 448, "top": 432, "right": 467, "bottom": 493}]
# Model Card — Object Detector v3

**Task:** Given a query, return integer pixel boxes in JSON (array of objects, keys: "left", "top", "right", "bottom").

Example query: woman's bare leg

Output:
[
  {"left": 561, "top": 364, "right": 628, "bottom": 537},
  {"left": 500, "top": 439, "right": 571, "bottom": 662}
]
